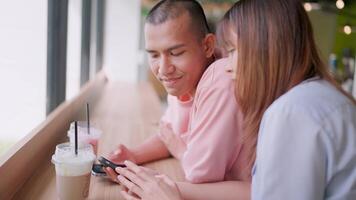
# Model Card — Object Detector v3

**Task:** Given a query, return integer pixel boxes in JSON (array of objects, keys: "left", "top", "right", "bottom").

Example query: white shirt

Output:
[{"left": 252, "top": 78, "right": 356, "bottom": 200}]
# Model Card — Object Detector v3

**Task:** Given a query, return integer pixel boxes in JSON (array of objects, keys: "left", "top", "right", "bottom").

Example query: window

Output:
[{"left": 0, "top": 0, "right": 47, "bottom": 156}]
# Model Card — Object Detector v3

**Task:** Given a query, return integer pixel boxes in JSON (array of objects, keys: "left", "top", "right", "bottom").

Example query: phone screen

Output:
[{"left": 92, "top": 164, "right": 107, "bottom": 176}]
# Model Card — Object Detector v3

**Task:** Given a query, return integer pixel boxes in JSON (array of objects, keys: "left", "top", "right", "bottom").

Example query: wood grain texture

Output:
[{"left": 10, "top": 81, "right": 185, "bottom": 200}]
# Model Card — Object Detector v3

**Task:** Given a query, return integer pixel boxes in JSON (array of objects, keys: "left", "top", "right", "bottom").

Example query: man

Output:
[{"left": 106, "top": 0, "right": 247, "bottom": 184}]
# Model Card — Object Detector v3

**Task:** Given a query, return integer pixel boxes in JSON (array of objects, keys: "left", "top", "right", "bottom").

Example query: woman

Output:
[{"left": 116, "top": 0, "right": 356, "bottom": 199}]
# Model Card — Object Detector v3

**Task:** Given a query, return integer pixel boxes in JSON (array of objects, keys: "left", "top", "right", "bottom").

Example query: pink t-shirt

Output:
[
  {"left": 160, "top": 58, "right": 249, "bottom": 183},
  {"left": 160, "top": 94, "right": 193, "bottom": 142}
]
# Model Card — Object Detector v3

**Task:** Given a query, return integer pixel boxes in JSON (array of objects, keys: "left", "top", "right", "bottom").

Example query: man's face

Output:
[{"left": 144, "top": 13, "right": 210, "bottom": 98}]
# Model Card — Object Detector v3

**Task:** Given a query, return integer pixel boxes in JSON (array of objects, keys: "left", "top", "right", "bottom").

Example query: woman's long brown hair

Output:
[{"left": 218, "top": 0, "right": 356, "bottom": 174}]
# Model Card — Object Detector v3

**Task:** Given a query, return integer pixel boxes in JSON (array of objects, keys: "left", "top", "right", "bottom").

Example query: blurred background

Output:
[{"left": 0, "top": 0, "right": 355, "bottom": 156}]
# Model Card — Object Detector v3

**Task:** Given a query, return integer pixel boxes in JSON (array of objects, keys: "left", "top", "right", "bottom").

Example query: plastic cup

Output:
[
  {"left": 52, "top": 142, "right": 95, "bottom": 200},
  {"left": 68, "top": 121, "right": 102, "bottom": 154}
]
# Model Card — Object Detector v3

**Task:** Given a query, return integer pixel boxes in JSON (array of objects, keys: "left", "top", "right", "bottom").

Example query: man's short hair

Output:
[{"left": 146, "top": 0, "right": 211, "bottom": 39}]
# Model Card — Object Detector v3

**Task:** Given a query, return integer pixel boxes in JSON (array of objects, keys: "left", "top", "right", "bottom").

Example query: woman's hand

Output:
[
  {"left": 116, "top": 160, "right": 183, "bottom": 200},
  {"left": 158, "top": 122, "right": 187, "bottom": 160}
]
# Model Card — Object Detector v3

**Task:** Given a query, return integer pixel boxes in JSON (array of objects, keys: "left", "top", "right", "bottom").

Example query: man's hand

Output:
[
  {"left": 158, "top": 122, "right": 187, "bottom": 160},
  {"left": 104, "top": 144, "right": 137, "bottom": 182},
  {"left": 109, "top": 144, "right": 137, "bottom": 164}
]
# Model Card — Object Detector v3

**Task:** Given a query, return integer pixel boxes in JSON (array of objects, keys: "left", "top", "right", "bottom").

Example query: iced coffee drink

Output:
[{"left": 52, "top": 143, "right": 95, "bottom": 200}]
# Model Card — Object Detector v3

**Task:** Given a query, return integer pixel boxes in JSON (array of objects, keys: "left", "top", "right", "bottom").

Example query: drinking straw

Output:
[
  {"left": 75, "top": 121, "right": 78, "bottom": 155},
  {"left": 86, "top": 103, "right": 90, "bottom": 135}
]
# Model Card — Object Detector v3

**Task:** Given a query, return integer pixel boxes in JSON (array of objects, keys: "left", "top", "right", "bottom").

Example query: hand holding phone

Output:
[
  {"left": 91, "top": 156, "right": 126, "bottom": 177},
  {"left": 98, "top": 156, "right": 126, "bottom": 170}
]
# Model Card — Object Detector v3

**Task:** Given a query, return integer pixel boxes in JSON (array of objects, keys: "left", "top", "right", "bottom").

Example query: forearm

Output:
[
  {"left": 176, "top": 181, "right": 251, "bottom": 200},
  {"left": 132, "top": 134, "right": 171, "bottom": 164}
]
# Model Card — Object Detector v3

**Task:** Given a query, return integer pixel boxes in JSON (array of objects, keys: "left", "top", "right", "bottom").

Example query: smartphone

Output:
[
  {"left": 98, "top": 156, "right": 126, "bottom": 170},
  {"left": 91, "top": 156, "right": 126, "bottom": 177},
  {"left": 92, "top": 163, "right": 107, "bottom": 177}
]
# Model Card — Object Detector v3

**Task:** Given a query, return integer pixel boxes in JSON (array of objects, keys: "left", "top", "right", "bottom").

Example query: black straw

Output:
[
  {"left": 86, "top": 103, "right": 90, "bottom": 135},
  {"left": 75, "top": 121, "right": 78, "bottom": 155}
]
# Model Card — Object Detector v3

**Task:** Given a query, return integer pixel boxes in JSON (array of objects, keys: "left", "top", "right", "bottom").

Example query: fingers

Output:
[
  {"left": 114, "top": 144, "right": 127, "bottom": 155},
  {"left": 117, "top": 175, "right": 143, "bottom": 197},
  {"left": 156, "top": 174, "right": 175, "bottom": 187},
  {"left": 142, "top": 167, "right": 160, "bottom": 176},
  {"left": 120, "top": 190, "right": 140, "bottom": 200},
  {"left": 109, "top": 144, "right": 131, "bottom": 163},
  {"left": 112, "top": 149, "right": 122, "bottom": 156},
  {"left": 104, "top": 167, "right": 119, "bottom": 183},
  {"left": 108, "top": 145, "right": 123, "bottom": 160},
  {"left": 123, "top": 160, "right": 154, "bottom": 181},
  {"left": 116, "top": 167, "right": 145, "bottom": 186},
  {"left": 123, "top": 160, "right": 142, "bottom": 173}
]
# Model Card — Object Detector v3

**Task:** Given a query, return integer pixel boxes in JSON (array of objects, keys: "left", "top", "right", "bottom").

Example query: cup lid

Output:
[{"left": 52, "top": 143, "right": 95, "bottom": 165}]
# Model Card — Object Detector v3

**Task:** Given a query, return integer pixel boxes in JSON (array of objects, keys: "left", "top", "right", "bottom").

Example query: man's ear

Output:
[{"left": 202, "top": 33, "right": 216, "bottom": 58}]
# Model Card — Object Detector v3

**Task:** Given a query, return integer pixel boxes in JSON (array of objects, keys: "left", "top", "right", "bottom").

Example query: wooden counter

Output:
[{"left": 0, "top": 73, "right": 185, "bottom": 199}]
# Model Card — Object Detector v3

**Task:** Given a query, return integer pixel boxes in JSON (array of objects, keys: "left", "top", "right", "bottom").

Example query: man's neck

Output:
[{"left": 178, "top": 92, "right": 194, "bottom": 102}]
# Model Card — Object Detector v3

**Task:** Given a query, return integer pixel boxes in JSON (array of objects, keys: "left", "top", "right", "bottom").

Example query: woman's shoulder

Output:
[
  {"left": 265, "top": 78, "right": 355, "bottom": 125},
  {"left": 259, "top": 79, "right": 356, "bottom": 155}
]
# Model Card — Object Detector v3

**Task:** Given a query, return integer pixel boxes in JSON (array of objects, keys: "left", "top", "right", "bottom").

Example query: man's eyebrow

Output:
[
  {"left": 145, "top": 44, "right": 186, "bottom": 53},
  {"left": 166, "top": 44, "right": 185, "bottom": 51},
  {"left": 145, "top": 49, "right": 156, "bottom": 53}
]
